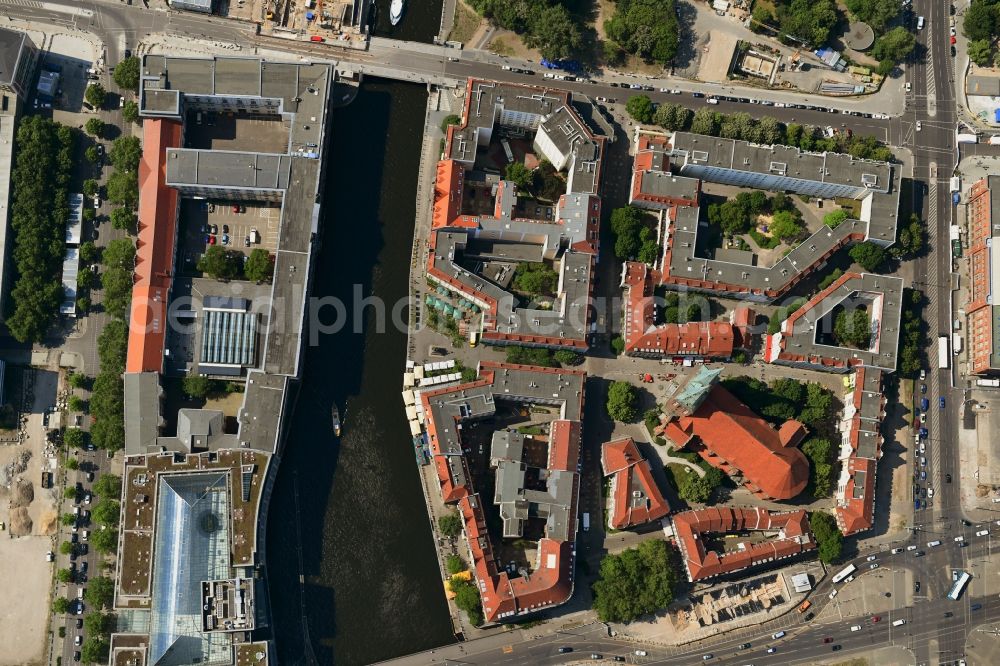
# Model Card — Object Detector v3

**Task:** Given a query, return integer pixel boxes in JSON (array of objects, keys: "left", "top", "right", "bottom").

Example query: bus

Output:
[
  {"left": 832, "top": 563, "right": 857, "bottom": 584},
  {"left": 947, "top": 571, "right": 972, "bottom": 600},
  {"left": 938, "top": 336, "right": 950, "bottom": 369}
]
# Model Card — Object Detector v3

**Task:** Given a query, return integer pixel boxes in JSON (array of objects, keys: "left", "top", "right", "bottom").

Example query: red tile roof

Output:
[
  {"left": 600, "top": 438, "right": 671, "bottom": 529},
  {"left": 834, "top": 367, "right": 885, "bottom": 535},
  {"left": 126, "top": 119, "right": 183, "bottom": 374},
  {"left": 661, "top": 385, "right": 809, "bottom": 500},
  {"left": 419, "top": 362, "right": 584, "bottom": 623},
  {"left": 671, "top": 507, "right": 815, "bottom": 581},
  {"left": 622, "top": 262, "right": 737, "bottom": 358}
]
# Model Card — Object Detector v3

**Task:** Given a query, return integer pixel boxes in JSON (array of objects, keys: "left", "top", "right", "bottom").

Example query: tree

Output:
[
  {"left": 504, "top": 161, "right": 534, "bottom": 190},
  {"left": 84, "top": 611, "right": 115, "bottom": 637},
  {"left": 446, "top": 554, "right": 466, "bottom": 575},
  {"left": 438, "top": 512, "right": 463, "bottom": 537},
  {"left": 824, "top": 209, "right": 848, "bottom": 229},
  {"left": 94, "top": 474, "right": 122, "bottom": 499},
  {"left": 505, "top": 346, "right": 556, "bottom": 366},
  {"left": 90, "top": 526, "right": 118, "bottom": 554},
  {"left": 61, "top": 512, "right": 77, "bottom": 526},
  {"left": 604, "top": 0, "right": 680, "bottom": 65},
  {"left": 113, "top": 56, "right": 140, "bottom": 92},
  {"left": 637, "top": 239, "right": 660, "bottom": 264},
  {"left": 110, "top": 208, "right": 136, "bottom": 233},
  {"left": 690, "top": 107, "right": 719, "bottom": 135},
  {"left": 59, "top": 541, "right": 74, "bottom": 555},
  {"left": 677, "top": 471, "right": 715, "bottom": 503},
  {"left": 513, "top": 262, "right": 558, "bottom": 295},
  {"left": 770, "top": 209, "right": 802, "bottom": 241},
  {"left": 83, "top": 179, "right": 100, "bottom": 197},
  {"left": 849, "top": 242, "right": 886, "bottom": 271},
  {"left": 83, "top": 208, "right": 96, "bottom": 224},
  {"left": 57, "top": 568, "right": 74, "bottom": 583},
  {"left": 770, "top": 377, "right": 805, "bottom": 406},
  {"left": 92, "top": 498, "right": 121, "bottom": 527},
  {"left": 751, "top": 5, "right": 776, "bottom": 31},
  {"left": 802, "top": 437, "right": 835, "bottom": 495},
  {"left": 968, "top": 38, "right": 994, "bottom": 66},
  {"left": 441, "top": 114, "right": 461, "bottom": 132},
  {"left": 844, "top": 0, "right": 900, "bottom": 31},
  {"left": 758, "top": 116, "right": 783, "bottom": 145},
  {"left": 964, "top": 2, "right": 998, "bottom": 42},
  {"left": 65, "top": 457, "right": 80, "bottom": 471},
  {"left": 525, "top": 4, "right": 582, "bottom": 60},
  {"left": 611, "top": 336, "right": 625, "bottom": 355},
  {"left": 810, "top": 511, "right": 843, "bottom": 563},
  {"left": 607, "top": 381, "right": 638, "bottom": 422},
  {"left": 776, "top": 0, "right": 839, "bottom": 47},
  {"left": 64, "top": 487, "right": 79, "bottom": 500},
  {"left": 834, "top": 309, "right": 872, "bottom": 348},
  {"left": 81, "top": 637, "right": 110, "bottom": 665},
  {"left": 626, "top": 95, "right": 654, "bottom": 124},
  {"left": 592, "top": 539, "right": 678, "bottom": 623},
  {"left": 872, "top": 27, "right": 916, "bottom": 64},
  {"left": 449, "top": 575, "right": 483, "bottom": 625},
  {"left": 106, "top": 169, "right": 138, "bottom": 208},
  {"left": 64, "top": 428, "right": 86, "bottom": 448},
  {"left": 611, "top": 206, "right": 645, "bottom": 260},
  {"left": 109, "top": 136, "right": 142, "bottom": 172},
  {"left": 85, "top": 145, "right": 101, "bottom": 163},
  {"left": 79, "top": 242, "right": 100, "bottom": 265},
  {"left": 52, "top": 597, "right": 71, "bottom": 614},
  {"left": 68, "top": 395, "right": 87, "bottom": 412},
  {"left": 84, "top": 118, "right": 104, "bottom": 137},
  {"left": 85, "top": 83, "right": 106, "bottom": 109},
  {"left": 653, "top": 103, "right": 690, "bottom": 131},
  {"left": 197, "top": 246, "right": 243, "bottom": 280},
  {"left": 122, "top": 100, "right": 139, "bottom": 124},
  {"left": 554, "top": 349, "right": 582, "bottom": 366},
  {"left": 182, "top": 375, "right": 213, "bottom": 399},
  {"left": 84, "top": 576, "right": 115, "bottom": 610},
  {"left": 244, "top": 249, "right": 274, "bottom": 283}
]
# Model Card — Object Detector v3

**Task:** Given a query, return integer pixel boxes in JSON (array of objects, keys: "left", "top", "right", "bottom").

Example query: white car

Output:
[
  {"left": 891, "top": 548, "right": 902, "bottom": 554},
  {"left": 928, "top": 487, "right": 935, "bottom": 497},
  {"left": 851, "top": 625, "right": 862, "bottom": 632},
  {"left": 772, "top": 631, "right": 785, "bottom": 640},
  {"left": 866, "top": 555, "right": 877, "bottom": 562},
  {"left": 660, "top": 87, "right": 670, "bottom": 93},
  {"left": 906, "top": 545, "right": 917, "bottom": 551},
  {"left": 905, "top": 82, "right": 911, "bottom": 93},
  {"left": 954, "top": 535, "right": 965, "bottom": 542},
  {"left": 501, "top": 65, "right": 511, "bottom": 71},
  {"left": 870, "top": 562, "right": 879, "bottom": 569},
  {"left": 707, "top": 97, "right": 719, "bottom": 104},
  {"left": 977, "top": 530, "right": 990, "bottom": 537},
  {"left": 671, "top": 89, "right": 682, "bottom": 94},
  {"left": 635, "top": 650, "right": 647, "bottom": 657},
  {"left": 829, "top": 589, "right": 838, "bottom": 599},
  {"left": 916, "top": 121, "right": 922, "bottom": 132},
  {"left": 93, "top": 197, "right": 101, "bottom": 209}
]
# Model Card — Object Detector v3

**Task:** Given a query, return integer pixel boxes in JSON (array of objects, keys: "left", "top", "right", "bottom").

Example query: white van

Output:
[
  {"left": 928, "top": 540, "right": 942, "bottom": 547},
  {"left": 850, "top": 625, "right": 862, "bottom": 632},
  {"left": 917, "top": 16, "right": 925, "bottom": 29},
  {"left": 828, "top": 589, "right": 838, "bottom": 599},
  {"left": 771, "top": 631, "right": 785, "bottom": 640},
  {"left": 976, "top": 530, "right": 989, "bottom": 536},
  {"left": 892, "top": 618, "right": 906, "bottom": 627},
  {"left": 954, "top": 535, "right": 965, "bottom": 542},
  {"left": 582, "top": 513, "right": 590, "bottom": 532}
]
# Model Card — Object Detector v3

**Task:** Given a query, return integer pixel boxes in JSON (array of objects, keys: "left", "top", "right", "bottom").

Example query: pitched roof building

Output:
[
  {"left": 419, "top": 361, "right": 585, "bottom": 623},
  {"left": 965, "top": 176, "right": 1000, "bottom": 376},
  {"left": 834, "top": 367, "right": 886, "bottom": 535},
  {"left": 658, "top": 366, "right": 810, "bottom": 500},
  {"left": 671, "top": 507, "right": 815, "bottom": 581},
  {"left": 427, "top": 79, "right": 605, "bottom": 351},
  {"left": 600, "top": 437, "right": 671, "bottom": 529}
]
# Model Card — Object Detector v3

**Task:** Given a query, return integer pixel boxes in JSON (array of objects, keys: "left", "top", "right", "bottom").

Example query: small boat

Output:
[
  {"left": 331, "top": 404, "right": 342, "bottom": 437},
  {"left": 390, "top": 0, "right": 404, "bottom": 26}
]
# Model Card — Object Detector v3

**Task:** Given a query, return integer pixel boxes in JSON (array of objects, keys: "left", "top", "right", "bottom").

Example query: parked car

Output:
[{"left": 310, "top": 35, "right": 324, "bottom": 42}]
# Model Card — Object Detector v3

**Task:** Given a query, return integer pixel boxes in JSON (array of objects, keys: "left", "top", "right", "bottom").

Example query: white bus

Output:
[
  {"left": 947, "top": 571, "right": 971, "bottom": 600},
  {"left": 832, "top": 563, "right": 857, "bottom": 583},
  {"left": 938, "top": 336, "right": 950, "bottom": 369}
]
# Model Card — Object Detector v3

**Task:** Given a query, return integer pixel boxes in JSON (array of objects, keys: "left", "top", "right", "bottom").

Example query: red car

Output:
[
  {"left": 232, "top": 204, "right": 239, "bottom": 213},
  {"left": 208, "top": 235, "right": 217, "bottom": 245},
  {"left": 872, "top": 615, "right": 881, "bottom": 623},
  {"left": 823, "top": 638, "right": 833, "bottom": 644},
  {"left": 310, "top": 35, "right": 324, "bottom": 42},
  {"left": 950, "top": 35, "right": 957, "bottom": 44}
]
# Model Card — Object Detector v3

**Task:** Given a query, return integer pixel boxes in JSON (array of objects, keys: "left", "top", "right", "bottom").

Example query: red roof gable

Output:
[{"left": 601, "top": 438, "right": 671, "bottom": 529}]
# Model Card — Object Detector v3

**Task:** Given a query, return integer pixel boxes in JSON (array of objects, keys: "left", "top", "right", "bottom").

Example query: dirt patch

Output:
[
  {"left": 448, "top": 0, "right": 483, "bottom": 45},
  {"left": 9, "top": 506, "right": 32, "bottom": 535},
  {"left": 487, "top": 30, "right": 542, "bottom": 61},
  {"left": 9, "top": 478, "right": 34, "bottom": 508},
  {"left": 37, "top": 508, "right": 57, "bottom": 535},
  {"left": 696, "top": 30, "right": 738, "bottom": 83},
  {"left": 0, "top": 535, "right": 54, "bottom": 665}
]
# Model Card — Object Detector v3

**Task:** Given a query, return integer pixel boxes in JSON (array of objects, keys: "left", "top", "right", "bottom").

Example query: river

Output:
[{"left": 264, "top": 77, "right": 455, "bottom": 665}]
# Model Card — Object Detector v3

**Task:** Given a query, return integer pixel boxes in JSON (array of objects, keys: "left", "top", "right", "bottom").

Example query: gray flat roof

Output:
[
  {"left": 166, "top": 149, "right": 292, "bottom": 191},
  {"left": 124, "top": 373, "right": 163, "bottom": 456},
  {"left": 0, "top": 28, "right": 28, "bottom": 88},
  {"left": 237, "top": 371, "right": 290, "bottom": 454}
]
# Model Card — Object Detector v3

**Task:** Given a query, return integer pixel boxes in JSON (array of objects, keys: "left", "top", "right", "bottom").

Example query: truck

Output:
[
  {"left": 796, "top": 600, "right": 812, "bottom": 613},
  {"left": 950, "top": 176, "right": 961, "bottom": 193},
  {"left": 976, "top": 378, "right": 1000, "bottom": 388},
  {"left": 938, "top": 336, "right": 950, "bottom": 369},
  {"left": 582, "top": 512, "right": 590, "bottom": 531},
  {"left": 951, "top": 225, "right": 963, "bottom": 256},
  {"left": 953, "top": 334, "right": 963, "bottom": 355}
]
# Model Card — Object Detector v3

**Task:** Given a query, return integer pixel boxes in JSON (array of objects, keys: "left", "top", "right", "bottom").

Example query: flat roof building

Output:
[
  {"left": 601, "top": 437, "right": 671, "bottom": 530},
  {"left": 420, "top": 361, "right": 585, "bottom": 623},
  {"left": 0, "top": 28, "right": 39, "bottom": 99},
  {"left": 629, "top": 130, "right": 901, "bottom": 302}
]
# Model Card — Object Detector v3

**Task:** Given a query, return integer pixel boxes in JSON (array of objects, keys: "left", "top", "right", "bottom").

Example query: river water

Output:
[{"left": 265, "top": 77, "right": 454, "bottom": 664}]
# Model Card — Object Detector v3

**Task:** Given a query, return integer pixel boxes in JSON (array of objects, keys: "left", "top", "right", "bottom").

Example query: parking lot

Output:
[
  {"left": 177, "top": 199, "right": 280, "bottom": 275},
  {"left": 184, "top": 111, "right": 291, "bottom": 154}
]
